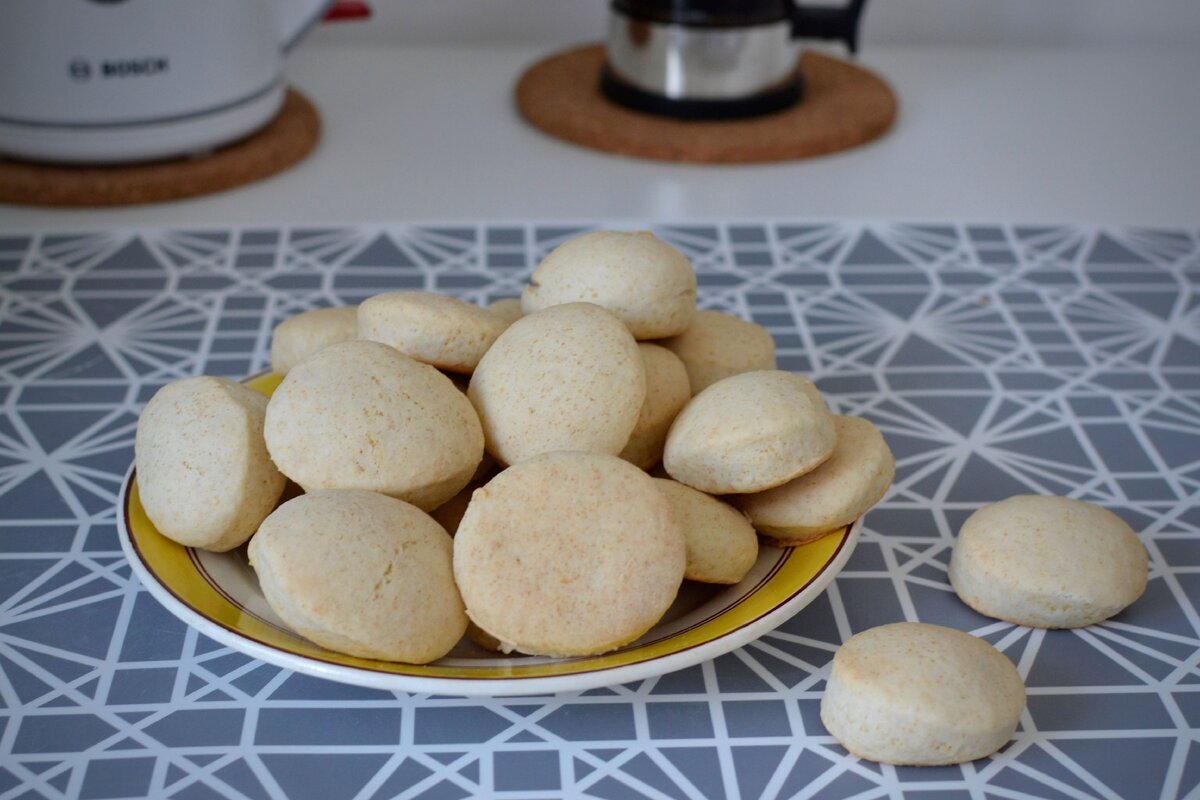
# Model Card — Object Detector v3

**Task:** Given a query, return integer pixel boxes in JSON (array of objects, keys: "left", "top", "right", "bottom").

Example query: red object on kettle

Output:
[{"left": 324, "top": 1, "right": 371, "bottom": 21}]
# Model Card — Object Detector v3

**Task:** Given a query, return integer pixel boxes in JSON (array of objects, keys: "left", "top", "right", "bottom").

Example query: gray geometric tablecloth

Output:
[{"left": 1, "top": 222, "right": 1197, "bottom": 800}]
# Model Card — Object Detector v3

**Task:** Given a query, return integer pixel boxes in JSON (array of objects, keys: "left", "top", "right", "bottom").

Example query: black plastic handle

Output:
[{"left": 792, "top": 0, "right": 868, "bottom": 53}]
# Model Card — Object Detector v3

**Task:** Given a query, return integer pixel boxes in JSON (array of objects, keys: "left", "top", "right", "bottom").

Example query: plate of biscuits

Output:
[{"left": 118, "top": 230, "right": 892, "bottom": 697}]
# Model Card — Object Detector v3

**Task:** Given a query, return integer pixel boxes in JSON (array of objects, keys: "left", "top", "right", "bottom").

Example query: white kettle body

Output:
[{"left": 0, "top": 0, "right": 332, "bottom": 164}]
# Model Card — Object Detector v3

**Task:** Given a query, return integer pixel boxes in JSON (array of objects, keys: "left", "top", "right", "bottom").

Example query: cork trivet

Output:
[
  {"left": 0, "top": 88, "right": 320, "bottom": 208},
  {"left": 516, "top": 45, "right": 896, "bottom": 164}
]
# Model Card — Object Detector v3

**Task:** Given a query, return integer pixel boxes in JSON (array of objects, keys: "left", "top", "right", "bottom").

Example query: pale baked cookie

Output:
[
  {"left": 454, "top": 452, "right": 686, "bottom": 657},
  {"left": 653, "top": 479, "right": 758, "bottom": 585},
  {"left": 135, "top": 376, "right": 285, "bottom": 552},
  {"left": 248, "top": 490, "right": 467, "bottom": 663},
  {"left": 468, "top": 303, "right": 645, "bottom": 465},
  {"left": 269, "top": 306, "right": 358, "bottom": 375},
  {"left": 659, "top": 309, "right": 776, "bottom": 394},
  {"left": 949, "top": 495, "right": 1148, "bottom": 628},
  {"left": 358, "top": 291, "right": 508, "bottom": 374},
  {"left": 821, "top": 622, "right": 1026, "bottom": 766},
  {"left": 487, "top": 298, "right": 524, "bottom": 326},
  {"left": 620, "top": 343, "right": 692, "bottom": 469},
  {"left": 522, "top": 230, "right": 697, "bottom": 339},
  {"left": 264, "top": 340, "right": 484, "bottom": 510},
  {"left": 663, "top": 370, "right": 836, "bottom": 494},
  {"left": 738, "top": 416, "right": 895, "bottom": 546}
]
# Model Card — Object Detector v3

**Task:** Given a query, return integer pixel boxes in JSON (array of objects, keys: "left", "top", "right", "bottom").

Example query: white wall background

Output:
[{"left": 309, "top": 0, "right": 1200, "bottom": 48}]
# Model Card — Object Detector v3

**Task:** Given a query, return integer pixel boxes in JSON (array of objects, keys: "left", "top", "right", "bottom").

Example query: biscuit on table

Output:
[
  {"left": 264, "top": 340, "right": 483, "bottom": 510},
  {"left": 468, "top": 303, "right": 645, "bottom": 465},
  {"left": 659, "top": 308, "right": 776, "bottom": 394},
  {"left": 270, "top": 306, "right": 358, "bottom": 375},
  {"left": 620, "top": 343, "right": 692, "bottom": 470},
  {"left": 358, "top": 291, "right": 508, "bottom": 374},
  {"left": 522, "top": 230, "right": 697, "bottom": 339},
  {"left": 248, "top": 490, "right": 467, "bottom": 663},
  {"left": 738, "top": 416, "right": 894, "bottom": 546},
  {"left": 663, "top": 370, "right": 836, "bottom": 494},
  {"left": 653, "top": 479, "right": 758, "bottom": 585},
  {"left": 949, "top": 495, "right": 1148, "bottom": 628},
  {"left": 453, "top": 452, "right": 686, "bottom": 657},
  {"left": 487, "top": 298, "right": 524, "bottom": 327},
  {"left": 821, "top": 622, "right": 1026, "bottom": 766},
  {"left": 135, "top": 376, "right": 286, "bottom": 552}
]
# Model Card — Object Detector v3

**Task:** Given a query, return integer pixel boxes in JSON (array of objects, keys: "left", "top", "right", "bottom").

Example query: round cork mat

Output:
[
  {"left": 0, "top": 88, "right": 320, "bottom": 208},
  {"left": 517, "top": 45, "right": 896, "bottom": 164}
]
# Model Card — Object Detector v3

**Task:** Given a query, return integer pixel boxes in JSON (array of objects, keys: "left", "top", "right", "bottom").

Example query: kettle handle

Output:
[
  {"left": 276, "top": 0, "right": 338, "bottom": 52},
  {"left": 791, "top": 0, "right": 868, "bottom": 54}
]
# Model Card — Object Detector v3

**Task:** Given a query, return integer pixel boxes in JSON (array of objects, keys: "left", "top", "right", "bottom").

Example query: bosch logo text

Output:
[{"left": 68, "top": 57, "right": 169, "bottom": 82}]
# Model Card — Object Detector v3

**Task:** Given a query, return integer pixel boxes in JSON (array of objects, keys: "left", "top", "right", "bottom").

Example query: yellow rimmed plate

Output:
[{"left": 118, "top": 372, "right": 860, "bottom": 697}]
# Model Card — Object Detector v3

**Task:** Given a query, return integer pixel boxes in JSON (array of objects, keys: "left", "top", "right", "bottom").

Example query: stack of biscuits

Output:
[{"left": 135, "top": 230, "right": 895, "bottom": 665}]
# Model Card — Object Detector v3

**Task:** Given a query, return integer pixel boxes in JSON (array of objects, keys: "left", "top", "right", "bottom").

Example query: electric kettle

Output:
[
  {"left": 0, "top": 0, "right": 334, "bottom": 164},
  {"left": 603, "top": 0, "right": 868, "bottom": 119}
]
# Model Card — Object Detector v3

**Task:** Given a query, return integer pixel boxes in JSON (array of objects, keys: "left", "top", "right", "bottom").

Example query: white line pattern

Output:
[{"left": 0, "top": 222, "right": 1198, "bottom": 799}]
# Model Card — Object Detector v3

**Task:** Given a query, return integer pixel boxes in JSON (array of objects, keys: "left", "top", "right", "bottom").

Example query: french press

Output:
[{"left": 602, "top": 0, "right": 868, "bottom": 119}]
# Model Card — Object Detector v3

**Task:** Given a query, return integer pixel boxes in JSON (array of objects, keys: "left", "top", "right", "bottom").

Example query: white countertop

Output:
[{"left": 2, "top": 43, "right": 1198, "bottom": 230}]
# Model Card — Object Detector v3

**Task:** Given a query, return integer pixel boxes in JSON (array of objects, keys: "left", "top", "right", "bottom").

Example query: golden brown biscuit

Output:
[
  {"left": 522, "top": 230, "right": 697, "bottom": 339},
  {"left": 659, "top": 309, "right": 776, "bottom": 394},
  {"left": 468, "top": 303, "right": 645, "bottom": 465},
  {"left": 264, "top": 340, "right": 483, "bottom": 510},
  {"left": 270, "top": 306, "right": 358, "bottom": 375},
  {"left": 663, "top": 370, "right": 836, "bottom": 494},
  {"left": 738, "top": 416, "right": 894, "bottom": 546},
  {"left": 653, "top": 479, "right": 758, "bottom": 584},
  {"left": 453, "top": 452, "right": 686, "bottom": 656},
  {"left": 620, "top": 343, "right": 692, "bottom": 469},
  {"left": 358, "top": 291, "right": 507, "bottom": 374},
  {"left": 135, "top": 376, "right": 285, "bottom": 552},
  {"left": 821, "top": 622, "right": 1025, "bottom": 766},
  {"left": 248, "top": 490, "right": 467, "bottom": 663},
  {"left": 949, "top": 495, "right": 1148, "bottom": 628}
]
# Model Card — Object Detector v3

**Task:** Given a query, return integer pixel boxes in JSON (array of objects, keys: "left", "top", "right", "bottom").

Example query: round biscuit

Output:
[
  {"left": 949, "top": 495, "right": 1148, "bottom": 628},
  {"left": 270, "top": 306, "right": 358, "bottom": 375},
  {"left": 521, "top": 230, "right": 697, "bottom": 339},
  {"left": 620, "top": 343, "right": 692, "bottom": 469},
  {"left": 663, "top": 370, "right": 836, "bottom": 494},
  {"left": 738, "top": 416, "right": 895, "bottom": 545},
  {"left": 821, "top": 622, "right": 1026, "bottom": 766},
  {"left": 135, "top": 376, "right": 286, "bottom": 552},
  {"left": 453, "top": 452, "right": 686, "bottom": 657},
  {"left": 653, "top": 479, "right": 758, "bottom": 585},
  {"left": 468, "top": 303, "right": 645, "bottom": 465},
  {"left": 248, "top": 490, "right": 467, "bottom": 663},
  {"left": 264, "top": 340, "right": 484, "bottom": 510},
  {"left": 659, "top": 309, "right": 776, "bottom": 394},
  {"left": 358, "top": 291, "right": 508, "bottom": 374}
]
